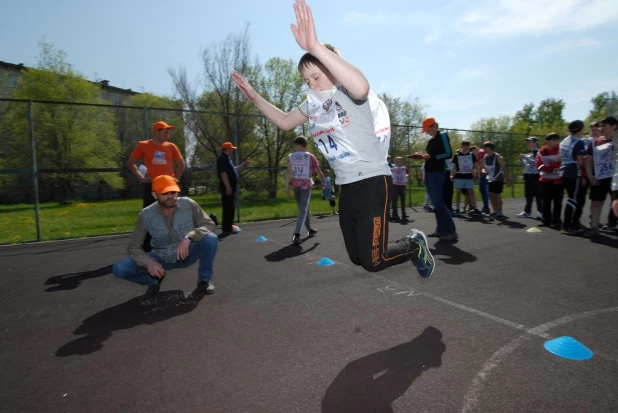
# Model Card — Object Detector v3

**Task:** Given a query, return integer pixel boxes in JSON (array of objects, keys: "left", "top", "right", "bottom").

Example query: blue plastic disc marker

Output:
[
  {"left": 543, "top": 336, "right": 593, "bottom": 360},
  {"left": 255, "top": 236, "right": 268, "bottom": 242},
  {"left": 317, "top": 257, "right": 335, "bottom": 266}
]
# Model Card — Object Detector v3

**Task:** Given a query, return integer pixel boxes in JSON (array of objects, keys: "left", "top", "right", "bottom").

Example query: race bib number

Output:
[
  {"left": 307, "top": 89, "right": 360, "bottom": 169},
  {"left": 522, "top": 154, "right": 537, "bottom": 174},
  {"left": 289, "top": 153, "right": 311, "bottom": 179},
  {"left": 391, "top": 167, "right": 407, "bottom": 185},
  {"left": 593, "top": 142, "right": 615, "bottom": 180},
  {"left": 458, "top": 155, "right": 473, "bottom": 174}
]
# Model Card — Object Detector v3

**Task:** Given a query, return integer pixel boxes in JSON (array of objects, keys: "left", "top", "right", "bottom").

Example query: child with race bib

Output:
[
  {"left": 286, "top": 135, "right": 325, "bottom": 245},
  {"left": 321, "top": 167, "right": 338, "bottom": 216},
  {"left": 390, "top": 156, "right": 411, "bottom": 223},
  {"left": 231, "top": 0, "right": 434, "bottom": 277}
]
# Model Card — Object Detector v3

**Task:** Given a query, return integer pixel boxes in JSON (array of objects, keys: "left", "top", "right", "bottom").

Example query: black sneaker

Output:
[
  {"left": 482, "top": 207, "right": 490, "bottom": 214},
  {"left": 139, "top": 278, "right": 161, "bottom": 306},
  {"left": 197, "top": 280, "right": 215, "bottom": 295},
  {"left": 308, "top": 228, "right": 318, "bottom": 237},
  {"left": 292, "top": 234, "right": 301, "bottom": 245}
]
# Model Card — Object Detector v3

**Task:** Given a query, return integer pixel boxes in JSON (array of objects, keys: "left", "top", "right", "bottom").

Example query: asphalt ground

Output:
[{"left": 1, "top": 198, "right": 617, "bottom": 413}]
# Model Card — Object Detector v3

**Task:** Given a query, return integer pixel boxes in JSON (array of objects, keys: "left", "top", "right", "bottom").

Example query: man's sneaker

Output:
[
  {"left": 536, "top": 212, "right": 543, "bottom": 220},
  {"left": 308, "top": 228, "right": 318, "bottom": 237},
  {"left": 440, "top": 233, "right": 458, "bottom": 242},
  {"left": 517, "top": 211, "right": 531, "bottom": 218},
  {"left": 495, "top": 214, "right": 506, "bottom": 220},
  {"left": 423, "top": 205, "right": 431, "bottom": 211},
  {"left": 139, "top": 278, "right": 162, "bottom": 306},
  {"left": 482, "top": 206, "right": 491, "bottom": 214},
  {"left": 406, "top": 229, "right": 435, "bottom": 278},
  {"left": 292, "top": 234, "right": 301, "bottom": 245},
  {"left": 453, "top": 209, "right": 461, "bottom": 217},
  {"left": 427, "top": 232, "right": 441, "bottom": 238},
  {"left": 470, "top": 209, "right": 484, "bottom": 216},
  {"left": 197, "top": 280, "right": 215, "bottom": 295}
]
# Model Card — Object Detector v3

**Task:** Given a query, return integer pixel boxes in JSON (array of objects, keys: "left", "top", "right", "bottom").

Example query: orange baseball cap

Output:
[
  {"left": 152, "top": 121, "right": 175, "bottom": 132},
  {"left": 421, "top": 117, "right": 437, "bottom": 133},
  {"left": 152, "top": 175, "right": 180, "bottom": 195},
  {"left": 222, "top": 142, "right": 237, "bottom": 150}
]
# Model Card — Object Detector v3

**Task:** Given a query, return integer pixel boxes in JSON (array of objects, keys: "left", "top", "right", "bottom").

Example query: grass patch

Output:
[{"left": 0, "top": 183, "right": 525, "bottom": 244}]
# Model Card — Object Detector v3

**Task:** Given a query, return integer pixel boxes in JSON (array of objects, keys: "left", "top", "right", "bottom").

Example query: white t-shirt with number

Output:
[{"left": 300, "top": 86, "right": 391, "bottom": 185}]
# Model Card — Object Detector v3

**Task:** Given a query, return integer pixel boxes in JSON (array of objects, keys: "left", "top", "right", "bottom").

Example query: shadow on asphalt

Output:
[
  {"left": 321, "top": 326, "right": 446, "bottom": 413},
  {"left": 430, "top": 241, "right": 477, "bottom": 265},
  {"left": 44, "top": 265, "right": 113, "bottom": 292},
  {"left": 56, "top": 289, "right": 205, "bottom": 357},
  {"left": 264, "top": 242, "right": 320, "bottom": 262}
]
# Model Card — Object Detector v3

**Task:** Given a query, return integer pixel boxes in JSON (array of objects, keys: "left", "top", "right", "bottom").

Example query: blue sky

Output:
[{"left": 2, "top": 0, "right": 617, "bottom": 130}]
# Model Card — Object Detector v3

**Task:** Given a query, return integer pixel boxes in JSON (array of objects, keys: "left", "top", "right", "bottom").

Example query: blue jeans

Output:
[
  {"left": 112, "top": 232, "right": 218, "bottom": 286},
  {"left": 294, "top": 186, "right": 312, "bottom": 235},
  {"left": 479, "top": 174, "right": 489, "bottom": 208},
  {"left": 425, "top": 172, "right": 456, "bottom": 236}
]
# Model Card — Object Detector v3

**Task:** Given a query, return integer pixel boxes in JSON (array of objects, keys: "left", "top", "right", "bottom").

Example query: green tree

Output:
[
  {"left": 169, "top": 25, "right": 257, "bottom": 169},
  {"left": 0, "top": 41, "right": 122, "bottom": 204},
  {"left": 535, "top": 98, "right": 566, "bottom": 128},
  {"left": 251, "top": 57, "right": 305, "bottom": 198},
  {"left": 468, "top": 116, "right": 513, "bottom": 147},
  {"left": 586, "top": 92, "right": 618, "bottom": 124}
]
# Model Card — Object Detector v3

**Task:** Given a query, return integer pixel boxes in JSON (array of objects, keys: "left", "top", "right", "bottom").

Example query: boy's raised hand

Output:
[
  {"left": 291, "top": 0, "right": 318, "bottom": 53},
  {"left": 231, "top": 72, "right": 258, "bottom": 103}
]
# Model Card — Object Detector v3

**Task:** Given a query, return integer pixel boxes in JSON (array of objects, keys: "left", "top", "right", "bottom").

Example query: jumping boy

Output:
[{"left": 231, "top": 0, "right": 434, "bottom": 277}]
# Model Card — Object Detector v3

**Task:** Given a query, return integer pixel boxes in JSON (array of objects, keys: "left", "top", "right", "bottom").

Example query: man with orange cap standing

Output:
[
  {"left": 112, "top": 175, "right": 218, "bottom": 305},
  {"left": 127, "top": 121, "right": 186, "bottom": 209},
  {"left": 217, "top": 142, "right": 251, "bottom": 235},
  {"left": 408, "top": 117, "right": 457, "bottom": 241}
]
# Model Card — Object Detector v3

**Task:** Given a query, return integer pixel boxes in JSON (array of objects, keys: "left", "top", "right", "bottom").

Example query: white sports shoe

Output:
[{"left": 516, "top": 211, "right": 531, "bottom": 218}]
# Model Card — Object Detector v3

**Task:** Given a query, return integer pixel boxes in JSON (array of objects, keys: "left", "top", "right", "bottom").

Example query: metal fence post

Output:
[
  {"left": 509, "top": 133, "right": 515, "bottom": 198},
  {"left": 407, "top": 126, "right": 412, "bottom": 207},
  {"left": 142, "top": 107, "right": 148, "bottom": 139},
  {"left": 234, "top": 112, "right": 240, "bottom": 224},
  {"left": 28, "top": 101, "right": 41, "bottom": 242}
]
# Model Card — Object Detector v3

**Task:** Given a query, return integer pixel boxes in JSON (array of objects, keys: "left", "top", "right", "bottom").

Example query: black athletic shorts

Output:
[
  {"left": 488, "top": 181, "right": 504, "bottom": 194},
  {"left": 589, "top": 177, "right": 612, "bottom": 201}
]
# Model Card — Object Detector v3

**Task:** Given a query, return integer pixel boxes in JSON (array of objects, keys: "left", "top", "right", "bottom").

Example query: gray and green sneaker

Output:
[{"left": 407, "top": 229, "right": 435, "bottom": 278}]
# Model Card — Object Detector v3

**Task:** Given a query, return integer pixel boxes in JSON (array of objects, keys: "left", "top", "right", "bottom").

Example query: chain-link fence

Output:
[{"left": 0, "top": 98, "right": 539, "bottom": 244}]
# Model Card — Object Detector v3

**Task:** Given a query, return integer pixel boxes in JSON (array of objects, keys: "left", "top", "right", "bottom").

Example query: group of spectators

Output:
[{"left": 402, "top": 116, "right": 618, "bottom": 240}]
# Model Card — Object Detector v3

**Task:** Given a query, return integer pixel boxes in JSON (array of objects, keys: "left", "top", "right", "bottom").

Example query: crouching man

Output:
[{"left": 113, "top": 175, "right": 218, "bottom": 305}]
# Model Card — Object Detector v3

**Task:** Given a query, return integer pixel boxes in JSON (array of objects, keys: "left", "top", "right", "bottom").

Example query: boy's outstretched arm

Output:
[
  {"left": 231, "top": 72, "right": 306, "bottom": 131},
  {"left": 291, "top": 0, "right": 369, "bottom": 100}
]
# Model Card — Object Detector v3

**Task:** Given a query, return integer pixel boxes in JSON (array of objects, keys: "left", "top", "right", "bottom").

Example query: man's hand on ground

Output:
[{"left": 146, "top": 260, "right": 165, "bottom": 278}]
